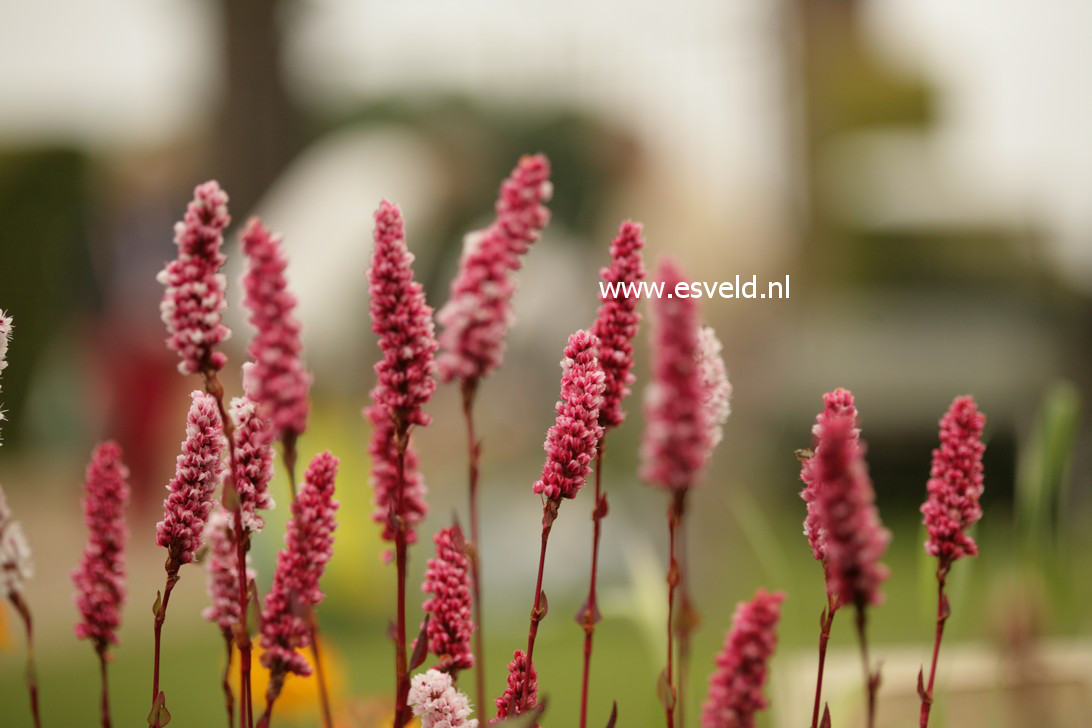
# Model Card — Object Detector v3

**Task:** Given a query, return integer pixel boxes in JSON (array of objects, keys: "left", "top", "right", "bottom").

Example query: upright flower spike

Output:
[
  {"left": 155, "top": 392, "right": 227, "bottom": 567},
  {"left": 259, "top": 452, "right": 339, "bottom": 704},
  {"left": 437, "top": 155, "right": 553, "bottom": 384},
  {"left": 408, "top": 669, "right": 480, "bottom": 728},
  {"left": 0, "top": 310, "right": 11, "bottom": 441},
  {"left": 494, "top": 650, "right": 538, "bottom": 722},
  {"left": 532, "top": 330, "right": 606, "bottom": 501},
  {"left": 203, "top": 507, "right": 255, "bottom": 633},
  {"left": 421, "top": 525, "right": 474, "bottom": 672},
  {"left": 922, "top": 396, "right": 986, "bottom": 565},
  {"left": 73, "top": 441, "right": 130, "bottom": 650},
  {"left": 590, "top": 221, "right": 645, "bottom": 430},
  {"left": 696, "top": 327, "right": 732, "bottom": 452},
  {"left": 230, "top": 388, "right": 275, "bottom": 534},
  {"left": 800, "top": 388, "right": 859, "bottom": 565},
  {"left": 157, "top": 181, "right": 232, "bottom": 376},
  {"left": 367, "top": 405, "right": 429, "bottom": 549},
  {"left": 701, "top": 589, "right": 784, "bottom": 728},
  {"left": 241, "top": 218, "right": 311, "bottom": 443},
  {"left": 919, "top": 396, "right": 986, "bottom": 728},
  {"left": 0, "top": 485, "right": 32, "bottom": 600},
  {"left": 641, "top": 259, "right": 708, "bottom": 491}
]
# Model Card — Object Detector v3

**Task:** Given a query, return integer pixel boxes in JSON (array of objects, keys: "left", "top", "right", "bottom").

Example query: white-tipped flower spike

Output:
[
  {"left": 696, "top": 326, "right": 731, "bottom": 453},
  {"left": 408, "top": 669, "right": 479, "bottom": 728},
  {"left": 0, "top": 485, "right": 33, "bottom": 599},
  {"left": 0, "top": 310, "right": 12, "bottom": 442}
]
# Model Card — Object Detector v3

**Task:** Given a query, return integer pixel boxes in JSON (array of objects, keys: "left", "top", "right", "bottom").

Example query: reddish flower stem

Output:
[
  {"left": 9, "top": 592, "right": 42, "bottom": 728},
  {"left": 579, "top": 444, "right": 607, "bottom": 728},
  {"left": 204, "top": 368, "right": 254, "bottom": 728},
  {"left": 256, "top": 671, "right": 286, "bottom": 728},
  {"left": 96, "top": 646, "right": 112, "bottom": 728},
  {"left": 461, "top": 378, "right": 487, "bottom": 718},
  {"left": 920, "top": 563, "right": 951, "bottom": 728},
  {"left": 811, "top": 591, "right": 837, "bottom": 728},
  {"left": 677, "top": 516, "right": 696, "bottom": 728},
  {"left": 151, "top": 568, "right": 179, "bottom": 726},
  {"left": 854, "top": 605, "right": 879, "bottom": 728},
  {"left": 283, "top": 431, "right": 299, "bottom": 500},
  {"left": 664, "top": 491, "right": 686, "bottom": 728},
  {"left": 518, "top": 497, "right": 559, "bottom": 711},
  {"left": 220, "top": 630, "right": 235, "bottom": 728},
  {"left": 392, "top": 434, "right": 411, "bottom": 728}
]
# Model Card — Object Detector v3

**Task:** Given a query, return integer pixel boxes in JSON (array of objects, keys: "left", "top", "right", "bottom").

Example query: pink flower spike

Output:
[
  {"left": 640, "top": 258, "right": 708, "bottom": 491},
  {"left": 366, "top": 404, "right": 429, "bottom": 549},
  {"left": 230, "top": 390, "right": 275, "bottom": 534},
  {"left": 260, "top": 451, "right": 339, "bottom": 678},
  {"left": 0, "top": 310, "right": 11, "bottom": 441},
  {"left": 493, "top": 650, "right": 538, "bottom": 722},
  {"left": 590, "top": 221, "right": 645, "bottom": 430},
  {"left": 241, "top": 218, "right": 312, "bottom": 440},
  {"left": 155, "top": 391, "right": 226, "bottom": 567},
  {"left": 421, "top": 525, "right": 474, "bottom": 672},
  {"left": 701, "top": 588, "right": 784, "bottom": 728},
  {"left": 696, "top": 326, "right": 732, "bottom": 452},
  {"left": 922, "top": 396, "right": 986, "bottom": 565},
  {"left": 368, "top": 200, "right": 438, "bottom": 430},
  {"left": 0, "top": 485, "right": 33, "bottom": 599},
  {"left": 408, "top": 669, "right": 480, "bottom": 728},
  {"left": 532, "top": 330, "right": 606, "bottom": 501},
  {"left": 814, "top": 411, "right": 890, "bottom": 609},
  {"left": 800, "top": 388, "right": 860, "bottom": 563},
  {"left": 202, "top": 507, "right": 254, "bottom": 633},
  {"left": 73, "top": 441, "right": 130, "bottom": 650},
  {"left": 437, "top": 155, "right": 553, "bottom": 384},
  {"left": 157, "top": 181, "right": 232, "bottom": 376}
]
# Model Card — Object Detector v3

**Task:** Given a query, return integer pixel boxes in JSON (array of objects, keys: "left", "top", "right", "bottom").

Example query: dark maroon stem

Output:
[
  {"left": 151, "top": 566, "right": 179, "bottom": 726},
  {"left": 920, "top": 562, "right": 951, "bottom": 728},
  {"left": 97, "top": 645, "right": 112, "bottom": 728},
  {"left": 308, "top": 610, "right": 335, "bottom": 728},
  {"left": 282, "top": 430, "right": 299, "bottom": 500},
  {"left": 676, "top": 515, "right": 697, "bottom": 728},
  {"left": 461, "top": 378, "right": 487, "bottom": 719},
  {"left": 515, "top": 497, "right": 559, "bottom": 712},
  {"left": 9, "top": 591, "right": 42, "bottom": 728},
  {"left": 854, "top": 604, "right": 880, "bottom": 728},
  {"left": 220, "top": 629, "right": 235, "bottom": 728},
  {"left": 579, "top": 445, "right": 607, "bottom": 728},
  {"left": 664, "top": 491, "right": 686, "bottom": 728},
  {"left": 391, "top": 430, "right": 412, "bottom": 728},
  {"left": 811, "top": 591, "right": 838, "bottom": 728}
]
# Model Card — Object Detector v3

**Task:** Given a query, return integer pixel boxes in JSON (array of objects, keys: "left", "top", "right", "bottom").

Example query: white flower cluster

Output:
[
  {"left": 696, "top": 326, "right": 732, "bottom": 452},
  {"left": 0, "top": 486, "right": 33, "bottom": 599},
  {"left": 0, "top": 310, "right": 11, "bottom": 441},
  {"left": 407, "top": 669, "right": 479, "bottom": 728}
]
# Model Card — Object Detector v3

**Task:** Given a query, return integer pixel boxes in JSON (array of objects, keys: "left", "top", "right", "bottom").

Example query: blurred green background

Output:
[{"left": 1, "top": 0, "right": 1091, "bottom": 726}]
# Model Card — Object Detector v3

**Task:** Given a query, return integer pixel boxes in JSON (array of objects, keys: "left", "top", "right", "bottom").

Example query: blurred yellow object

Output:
[
  {"left": 0, "top": 603, "right": 11, "bottom": 651},
  {"left": 334, "top": 697, "right": 419, "bottom": 728},
  {"left": 237, "top": 637, "right": 347, "bottom": 720}
]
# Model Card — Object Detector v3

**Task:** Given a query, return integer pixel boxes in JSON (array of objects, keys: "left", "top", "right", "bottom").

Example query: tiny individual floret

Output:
[
  {"left": 202, "top": 507, "right": 255, "bottom": 633},
  {"left": 0, "top": 485, "right": 32, "bottom": 599},
  {"left": 260, "top": 451, "right": 339, "bottom": 679},
  {"left": 437, "top": 155, "right": 553, "bottom": 384},
  {"left": 73, "top": 441, "right": 130, "bottom": 650},
  {"left": 696, "top": 326, "right": 732, "bottom": 452},
  {"left": 800, "top": 388, "right": 859, "bottom": 564},
  {"left": 701, "top": 588, "right": 784, "bottom": 728},
  {"left": 493, "top": 650, "right": 538, "bottom": 722},
  {"left": 532, "top": 330, "right": 605, "bottom": 501},
  {"left": 241, "top": 218, "right": 312, "bottom": 441},
  {"left": 367, "top": 405, "right": 429, "bottom": 549},
  {"left": 640, "top": 259, "right": 708, "bottom": 491},
  {"left": 156, "top": 181, "right": 232, "bottom": 376},
  {"left": 813, "top": 412, "right": 890, "bottom": 608},
  {"left": 922, "top": 396, "right": 986, "bottom": 566},
  {"left": 421, "top": 525, "right": 474, "bottom": 672},
  {"left": 230, "top": 388, "right": 275, "bottom": 534},
  {"left": 590, "top": 221, "right": 645, "bottom": 430},
  {"left": 408, "top": 669, "right": 480, "bottom": 728},
  {"left": 155, "top": 391, "right": 226, "bottom": 567}
]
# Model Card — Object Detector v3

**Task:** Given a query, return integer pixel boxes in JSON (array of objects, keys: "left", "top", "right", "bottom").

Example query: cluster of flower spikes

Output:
[
  {"left": 155, "top": 391, "right": 226, "bottom": 567},
  {"left": 73, "top": 441, "right": 130, "bottom": 650},
  {"left": 260, "top": 451, "right": 339, "bottom": 678},
  {"left": 421, "top": 525, "right": 474, "bottom": 671},
  {"left": 156, "top": 181, "right": 232, "bottom": 376},
  {"left": 241, "top": 217, "right": 311, "bottom": 441},
  {"left": 590, "top": 220, "right": 645, "bottom": 430},
  {"left": 532, "top": 330, "right": 606, "bottom": 501},
  {"left": 922, "top": 395, "right": 986, "bottom": 566},
  {"left": 701, "top": 588, "right": 784, "bottom": 728},
  {"left": 437, "top": 155, "right": 553, "bottom": 384}
]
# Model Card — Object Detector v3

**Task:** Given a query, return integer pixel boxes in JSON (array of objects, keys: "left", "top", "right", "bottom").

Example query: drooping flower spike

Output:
[
  {"left": 408, "top": 669, "right": 480, "bottom": 728},
  {"left": 73, "top": 441, "right": 130, "bottom": 651},
  {"left": 590, "top": 221, "right": 646, "bottom": 431},
  {"left": 437, "top": 155, "right": 553, "bottom": 384},
  {"left": 229, "top": 385, "right": 275, "bottom": 535},
  {"left": 156, "top": 391, "right": 227, "bottom": 568},
  {"left": 922, "top": 396, "right": 986, "bottom": 566},
  {"left": 156, "top": 181, "right": 232, "bottom": 376},
  {"left": 494, "top": 650, "right": 538, "bottom": 722},
  {"left": 421, "top": 525, "right": 475, "bottom": 672},
  {"left": 701, "top": 589, "right": 784, "bottom": 728},
  {"left": 241, "top": 218, "right": 312, "bottom": 442},
  {"left": 202, "top": 507, "right": 255, "bottom": 634}
]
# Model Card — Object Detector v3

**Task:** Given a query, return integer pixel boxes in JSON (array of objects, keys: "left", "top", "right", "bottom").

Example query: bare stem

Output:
[
  {"left": 282, "top": 431, "right": 299, "bottom": 500},
  {"left": 96, "top": 645, "right": 112, "bottom": 728},
  {"left": 256, "top": 669, "right": 285, "bottom": 728},
  {"left": 515, "top": 497, "right": 559, "bottom": 713},
  {"left": 461, "top": 378, "right": 487, "bottom": 718},
  {"left": 392, "top": 434, "right": 411, "bottom": 728},
  {"left": 220, "top": 629, "right": 235, "bottom": 728},
  {"left": 308, "top": 610, "right": 335, "bottom": 728},
  {"left": 676, "top": 515, "right": 698, "bottom": 728},
  {"left": 151, "top": 566, "right": 180, "bottom": 726},
  {"left": 579, "top": 444, "right": 607, "bottom": 728},
  {"left": 664, "top": 491, "right": 686, "bottom": 728},
  {"left": 920, "top": 562, "right": 951, "bottom": 728},
  {"left": 811, "top": 591, "right": 838, "bottom": 728},
  {"left": 9, "top": 591, "right": 42, "bottom": 728},
  {"left": 854, "top": 604, "right": 880, "bottom": 728}
]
